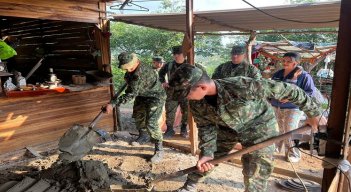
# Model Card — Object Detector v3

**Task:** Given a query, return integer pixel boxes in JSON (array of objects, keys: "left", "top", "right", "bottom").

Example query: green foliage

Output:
[
  {"left": 110, "top": 63, "right": 125, "bottom": 89},
  {"left": 110, "top": 22, "right": 183, "bottom": 61},
  {"left": 196, "top": 55, "right": 227, "bottom": 76},
  {"left": 110, "top": 22, "right": 184, "bottom": 85},
  {"left": 195, "top": 35, "right": 226, "bottom": 57},
  {"left": 110, "top": 22, "right": 229, "bottom": 85},
  {"left": 158, "top": 0, "right": 185, "bottom": 13}
]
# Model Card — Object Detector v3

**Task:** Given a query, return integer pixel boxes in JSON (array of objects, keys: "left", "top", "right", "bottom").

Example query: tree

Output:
[{"left": 110, "top": 22, "right": 183, "bottom": 62}]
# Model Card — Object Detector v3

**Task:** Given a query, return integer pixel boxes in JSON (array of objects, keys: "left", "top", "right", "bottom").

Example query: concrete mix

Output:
[{"left": 0, "top": 160, "right": 112, "bottom": 192}]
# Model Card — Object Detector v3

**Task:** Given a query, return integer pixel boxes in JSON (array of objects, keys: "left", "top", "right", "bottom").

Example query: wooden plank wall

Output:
[
  {"left": 0, "top": 17, "right": 99, "bottom": 83},
  {"left": 0, "top": 87, "right": 114, "bottom": 154},
  {"left": 0, "top": 0, "right": 101, "bottom": 23}
]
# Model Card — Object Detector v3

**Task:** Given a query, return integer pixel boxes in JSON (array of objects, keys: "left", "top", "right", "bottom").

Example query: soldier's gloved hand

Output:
[{"left": 197, "top": 156, "right": 214, "bottom": 173}]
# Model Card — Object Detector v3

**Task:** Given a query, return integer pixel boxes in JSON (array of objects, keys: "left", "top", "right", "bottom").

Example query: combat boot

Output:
[
  {"left": 131, "top": 130, "right": 150, "bottom": 146},
  {"left": 180, "top": 123, "right": 188, "bottom": 138},
  {"left": 163, "top": 124, "right": 175, "bottom": 138},
  {"left": 150, "top": 141, "right": 164, "bottom": 163},
  {"left": 176, "top": 179, "right": 197, "bottom": 192}
]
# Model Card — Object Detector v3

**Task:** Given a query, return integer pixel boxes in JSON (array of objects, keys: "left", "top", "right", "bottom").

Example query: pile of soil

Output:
[{"left": 0, "top": 160, "right": 112, "bottom": 192}]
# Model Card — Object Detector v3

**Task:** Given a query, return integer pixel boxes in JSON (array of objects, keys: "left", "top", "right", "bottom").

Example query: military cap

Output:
[
  {"left": 152, "top": 55, "right": 165, "bottom": 63},
  {"left": 117, "top": 52, "right": 138, "bottom": 69},
  {"left": 169, "top": 64, "right": 203, "bottom": 99},
  {"left": 172, "top": 45, "right": 183, "bottom": 54},
  {"left": 231, "top": 45, "right": 247, "bottom": 55}
]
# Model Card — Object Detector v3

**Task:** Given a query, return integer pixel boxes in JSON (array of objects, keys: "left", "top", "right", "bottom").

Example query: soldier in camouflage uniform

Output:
[
  {"left": 212, "top": 45, "right": 261, "bottom": 79},
  {"left": 105, "top": 52, "right": 166, "bottom": 163},
  {"left": 159, "top": 45, "right": 206, "bottom": 138},
  {"left": 168, "top": 64, "right": 322, "bottom": 192}
]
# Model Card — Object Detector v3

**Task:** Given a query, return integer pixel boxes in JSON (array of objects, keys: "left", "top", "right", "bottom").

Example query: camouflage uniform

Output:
[
  {"left": 111, "top": 62, "right": 166, "bottom": 142},
  {"left": 212, "top": 60, "right": 262, "bottom": 79},
  {"left": 159, "top": 61, "right": 205, "bottom": 129},
  {"left": 169, "top": 65, "right": 321, "bottom": 192}
]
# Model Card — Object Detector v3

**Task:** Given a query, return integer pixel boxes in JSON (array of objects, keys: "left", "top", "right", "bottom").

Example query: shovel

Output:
[
  {"left": 58, "top": 83, "right": 127, "bottom": 162},
  {"left": 142, "top": 125, "right": 311, "bottom": 191},
  {"left": 90, "top": 83, "right": 127, "bottom": 132},
  {"left": 97, "top": 125, "right": 312, "bottom": 191}
]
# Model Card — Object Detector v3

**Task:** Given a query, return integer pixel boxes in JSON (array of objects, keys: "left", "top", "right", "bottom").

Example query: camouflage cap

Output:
[
  {"left": 172, "top": 45, "right": 183, "bottom": 55},
  {"left": 169, "top": 64, "right": 203, "bottom": 99},
  {"left": 152, "top": 55, "right": 165, "bottom": 63},
  {"left": 231, "top": 45, "right": 246, "bottom": 55},
  {"left": 117, "top": 52, "right": 138, "bottom": 69}
]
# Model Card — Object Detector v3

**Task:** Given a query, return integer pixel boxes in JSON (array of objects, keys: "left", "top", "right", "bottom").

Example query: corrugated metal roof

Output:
[
  {"left": 111, "top": 1, "right": 340, "bottom": 32},
  {"left": 256, "top": 41, "right": 336, "bottom": 62}
]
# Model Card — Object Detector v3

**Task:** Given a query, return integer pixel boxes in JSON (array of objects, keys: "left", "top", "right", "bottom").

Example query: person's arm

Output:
[
  {"left": 190, "top": 102, "right": 217, "bottom": 158},
  {"left": 250, "top": 78, "right": 320, "bottom": 117},
  {"left": 117, "top": 76, "right": 142, "bottom": 104},
  {"left": 243, "top": 77, "right": 322, "bottom": 130},
  {"left": 299, "top": 73, "right": 315, "bottom": 96},
  {"left": 158, "top": 63, "right": 168, "bottom": 83},
  {"left": 211, "top": 64, "right": 223, "bottom": 79}
]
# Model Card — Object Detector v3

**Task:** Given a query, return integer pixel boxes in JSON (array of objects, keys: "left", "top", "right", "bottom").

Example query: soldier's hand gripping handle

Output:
[{"left": 103, "top": 83, "right": 127, "bottom": 114}]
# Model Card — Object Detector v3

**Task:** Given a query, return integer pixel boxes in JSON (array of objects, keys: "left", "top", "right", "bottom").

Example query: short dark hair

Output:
[
  {"left": 193, "top": 71, "right": 211, "bottom": 87},
  {"left": 283, "top": 52, "right": 301, "bottom": 62},
  {"left": 231, "top": 45, "right": 246, "bottom": 55},
  {"left": 172, "top": 46, "right": 183, "bottom": 55}
]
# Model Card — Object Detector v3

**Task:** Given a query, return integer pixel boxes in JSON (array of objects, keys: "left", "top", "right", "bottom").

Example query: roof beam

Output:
[
  {"left": 196, "top": 30, "right": 338, "bottom": 36},
  {"left": 194, "top": 15, "right": 250, "bottom": 32}
]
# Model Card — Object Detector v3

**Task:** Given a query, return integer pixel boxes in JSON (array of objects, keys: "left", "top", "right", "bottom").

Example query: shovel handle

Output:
[
  {"left": 149, "top": 125, "right": 311, "bottom": 186},
  {"left": 88, "top": 83, "right": 127, "bottom": 129},
  {"left": 89, "top": 110, "right": 104, "bottom": 129}
]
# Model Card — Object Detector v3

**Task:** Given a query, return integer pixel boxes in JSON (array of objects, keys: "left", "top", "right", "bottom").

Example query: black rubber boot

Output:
[
  {"left": 180, "top": 123, "right": 188, "bottom": 138},
  {"left": 131, "top": 130, "right": 150, "bottom": 146},
  {"left": 150, "top": 141, "right": 164, "bottom": 163},
  {"left": 176, "top": 178, "right": 197, "bottom": 192},
  {"left": 163, "top": 125, "right": 175, "bottom": 138}
]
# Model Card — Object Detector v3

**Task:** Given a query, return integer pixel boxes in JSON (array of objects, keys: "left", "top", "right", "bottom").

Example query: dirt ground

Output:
[{"left": 0, "top": 107, "right": 324, "bottom": 191}]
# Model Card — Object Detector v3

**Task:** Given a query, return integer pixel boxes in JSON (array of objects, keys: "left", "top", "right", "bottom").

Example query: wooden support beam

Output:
[
  {"left": 340, "top": 91, "right": 351, "bottom": 191},
  {"left": 246, "top": 31, "right": 256, "bottom": 65},
  {"left": 322, "top": 0, "right": 351, "bottom": 191},
  {"left": 196, "top": 30, "right": 338, "bottom": 36},
  {"left": 96, "top": 2, "right": 117, "bottom": 132},
  {"left": 186, "top": 0, "right": 198, "bottom": 156}
]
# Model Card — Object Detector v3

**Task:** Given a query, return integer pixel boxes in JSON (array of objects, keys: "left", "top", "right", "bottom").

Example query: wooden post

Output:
[
  {"left": 246, "top": 30, "right": 256, "bottom": 65},
  {"left": 340, "top": 96, "right": 351, "bottom": 191},
  {"left": 186, "top": 0, "right": 198, "bottom": 156},
  {"left": 322, "top": 0, "right": 351, "bottom": 191},
  {"left": 96, "top": 2, "right": 118, "bottom": 131}
]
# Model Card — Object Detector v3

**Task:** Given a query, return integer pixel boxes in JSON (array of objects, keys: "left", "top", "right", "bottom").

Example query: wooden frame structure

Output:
[{"left": 0, "top": 0, "right": 116, "bottom": 155}]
